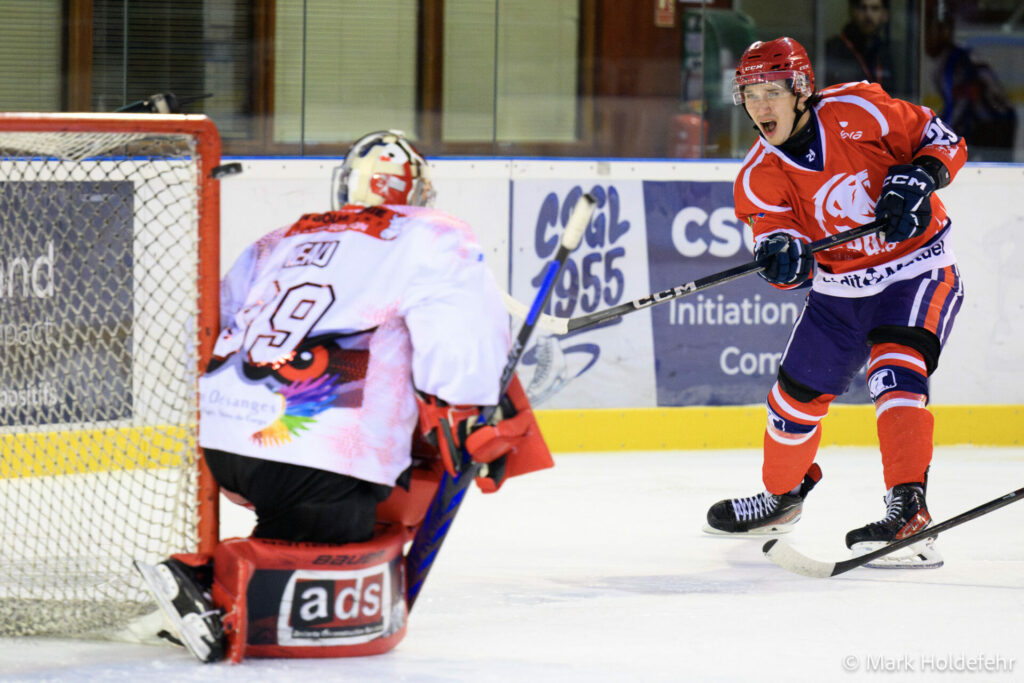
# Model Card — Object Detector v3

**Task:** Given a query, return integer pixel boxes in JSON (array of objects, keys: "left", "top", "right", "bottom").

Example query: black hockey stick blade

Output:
[
  {"left": 405, "top": 193, "right": 594, "bottom": 610},
  {"left": 763, "top": 486, "right": 1024, "bottom": 578},
  {"left": 528, "top": 219, "right": 886, "bottom": 336}
]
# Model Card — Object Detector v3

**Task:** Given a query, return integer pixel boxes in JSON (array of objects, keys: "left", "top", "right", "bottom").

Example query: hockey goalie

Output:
[{"left": 134, "top": 130, "right": 552, "bottom": 663}]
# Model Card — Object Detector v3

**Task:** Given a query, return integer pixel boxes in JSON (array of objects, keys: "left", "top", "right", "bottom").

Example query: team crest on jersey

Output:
[{"left": 812, "top": 170, "right": 875, "bottom": 232}]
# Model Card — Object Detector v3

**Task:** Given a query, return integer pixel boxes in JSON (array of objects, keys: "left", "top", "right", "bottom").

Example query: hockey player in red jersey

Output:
[
  {"left": 134, "top": 130, "right": 552, "bottom": 662},
  {"left": 703, "top": 38, "right": 966, "bottom": 569}
]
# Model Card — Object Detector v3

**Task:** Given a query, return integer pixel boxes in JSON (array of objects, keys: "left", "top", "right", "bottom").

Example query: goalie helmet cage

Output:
[{"left": 0, "top": 113, "right": 220, "bottom": 638}]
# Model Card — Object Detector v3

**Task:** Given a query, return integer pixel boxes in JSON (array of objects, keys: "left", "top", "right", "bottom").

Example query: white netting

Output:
[
  {"left": 0, "top": 127, "right": 210, "bottom": 636},
  {"left": 0, "top": 130, "right": 152, "bottom": 162}
]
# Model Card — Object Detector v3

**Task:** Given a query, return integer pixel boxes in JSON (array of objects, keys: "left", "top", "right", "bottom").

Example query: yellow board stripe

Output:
[
  {"left": 1, "top": 426, "right": 192, "bottom": 479},
  {"left": 536, "top": 405, "right": 1024, "bottom": 452},
  {"left": 4, "top": 405, "right": 1020, "bottom": 479}
]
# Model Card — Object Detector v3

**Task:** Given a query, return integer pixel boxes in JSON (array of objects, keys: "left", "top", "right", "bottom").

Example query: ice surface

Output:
[{"left": 2, "top": 446, "right": 1022, "bottom": 682}]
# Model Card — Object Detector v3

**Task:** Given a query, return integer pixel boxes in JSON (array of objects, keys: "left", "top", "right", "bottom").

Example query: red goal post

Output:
[{"left": 0, "top": 113, "right": 221, "bottom": 637}]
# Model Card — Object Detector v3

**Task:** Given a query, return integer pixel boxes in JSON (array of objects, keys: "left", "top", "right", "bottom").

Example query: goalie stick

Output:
[
  {"left": 763, "top": 486, "right": 1024, "bottom": 578},
  {"left": 512, "top": 219, "right": 887, "bottom": 336},
  {"left": 405, "top": 193, "right": 595, "bottom": 609}
]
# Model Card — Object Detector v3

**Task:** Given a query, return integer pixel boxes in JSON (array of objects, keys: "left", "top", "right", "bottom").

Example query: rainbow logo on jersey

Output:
[{"left": 251, "top": 374, "right": 352, "bottom": 447}]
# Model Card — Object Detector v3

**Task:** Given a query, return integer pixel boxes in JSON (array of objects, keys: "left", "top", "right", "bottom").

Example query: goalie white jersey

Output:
[{"left": 199, "top": 204, "right": 510, "bottom": 486}]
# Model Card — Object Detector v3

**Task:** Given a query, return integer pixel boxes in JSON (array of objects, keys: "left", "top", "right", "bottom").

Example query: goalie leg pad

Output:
[{"left": 212, "top": 526, "right": 411, "bottom": 662}]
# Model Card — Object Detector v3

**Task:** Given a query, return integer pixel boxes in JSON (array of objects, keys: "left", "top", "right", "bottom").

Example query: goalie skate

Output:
[
  {"left": 133, "top": 559, "right": 226, "bottom": 663},
  {"left": 845, "top": 483, "right": 943, "bottom": 569}
]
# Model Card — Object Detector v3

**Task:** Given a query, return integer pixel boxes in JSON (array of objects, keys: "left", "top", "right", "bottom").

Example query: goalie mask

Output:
[
  {"left": 332, "top": 130, "right": 435, "bottom": 209},
  {"left": 732, "top": 37, "right": 814, "bottom": 105}
]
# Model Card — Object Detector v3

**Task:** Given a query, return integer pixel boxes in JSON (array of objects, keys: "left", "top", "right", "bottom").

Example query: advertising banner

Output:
[
  {"left": 0, "top": 181, "right": 134, "bottom": 426},
  {"left": 509, "top": 180, "right": 657, "bottom": 409},
  {"left": 642, "top": 180, "right": 867, "bottom": 405},
  {"left": 510, "top": 177, "right": 868, "bottom": 408}
]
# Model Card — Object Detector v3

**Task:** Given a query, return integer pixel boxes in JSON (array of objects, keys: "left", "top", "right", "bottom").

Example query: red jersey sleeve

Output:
[{"left": 826, "top": 81, "right": 967, "bottom": 181}]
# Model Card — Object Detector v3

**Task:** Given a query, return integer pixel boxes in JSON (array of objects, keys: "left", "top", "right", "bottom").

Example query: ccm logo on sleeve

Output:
[{"left": 278, "top": 565, "right": 397, "bottom": 645}]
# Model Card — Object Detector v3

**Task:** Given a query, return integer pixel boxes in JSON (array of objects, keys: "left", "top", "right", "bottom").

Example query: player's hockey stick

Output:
[
  {"left": 763, "top": 486, "right": 1024, "bottom": 578},
  {"left": 514, "top": 219, "right": 886, "bottom": 336},
  {"left": 405, "top": 193, "right": 595, "bottom": 609}
]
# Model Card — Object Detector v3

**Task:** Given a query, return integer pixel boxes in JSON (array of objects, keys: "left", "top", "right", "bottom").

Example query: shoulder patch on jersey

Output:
[{"left": 286, "top": 206, "right": 401, "bottom": 240}]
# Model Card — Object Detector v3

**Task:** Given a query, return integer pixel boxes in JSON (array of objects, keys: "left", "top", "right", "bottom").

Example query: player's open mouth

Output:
[{"left": 761, "top": 121, "right": 777, "bottom": 135}]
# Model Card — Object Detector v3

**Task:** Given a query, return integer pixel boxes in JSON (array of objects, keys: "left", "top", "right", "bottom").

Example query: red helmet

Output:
[{"left": 732, "top": 37, "right": 815, "bottom": 105}]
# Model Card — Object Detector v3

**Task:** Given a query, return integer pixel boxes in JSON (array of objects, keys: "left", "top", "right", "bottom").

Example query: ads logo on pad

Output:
[{"left": 279, "top": 566, "right": 394, "bottom": 645}]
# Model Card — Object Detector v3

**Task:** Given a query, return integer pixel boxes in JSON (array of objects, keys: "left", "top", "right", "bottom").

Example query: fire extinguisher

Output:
[{"left": 670, "top": 110, "right": 708, "bottom": 158}]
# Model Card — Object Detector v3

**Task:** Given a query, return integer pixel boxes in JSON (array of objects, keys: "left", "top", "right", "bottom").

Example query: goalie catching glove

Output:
[{"left": 417, "top": 374, "right": 552, "bottom": 492}]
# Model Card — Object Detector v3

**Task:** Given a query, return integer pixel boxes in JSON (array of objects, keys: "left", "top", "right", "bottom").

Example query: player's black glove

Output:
[
  {"left": 755, "top": 234, "right": 814, "bottom": 286},
  {"left": 876, "top": 164, "right": 936, "bottom": 242}
]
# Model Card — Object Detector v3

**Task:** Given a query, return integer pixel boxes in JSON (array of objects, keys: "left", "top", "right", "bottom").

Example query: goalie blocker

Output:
[
  {"left": 140, "top": 375, "right": 550, "bottom": 663},
  {"left": 417, "top": 372, "right": 552, "bottom": 490}
]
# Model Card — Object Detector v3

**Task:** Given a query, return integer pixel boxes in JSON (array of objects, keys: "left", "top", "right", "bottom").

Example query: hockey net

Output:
[{"left": 0, "top": 113, "right": 220, "bottom": 637}]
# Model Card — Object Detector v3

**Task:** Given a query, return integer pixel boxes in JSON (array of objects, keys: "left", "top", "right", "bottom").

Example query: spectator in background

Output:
[
  {"left": 925, "top": 10, "right": 1017, "bottom": 161},
  {"left": 824, "top": 0, "right": 896, "bottom": 90}
]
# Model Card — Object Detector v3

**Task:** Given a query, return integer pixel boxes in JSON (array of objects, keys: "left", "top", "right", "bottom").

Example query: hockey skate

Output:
[
  {"left": 134, "top": 558, "right": 226, "bottom": 663},
  {"left": 704, "top": 464, "right": 822, "bottom": 535},
  {"left": 845, "top": 483, "right": 943, "bottom": 569}
]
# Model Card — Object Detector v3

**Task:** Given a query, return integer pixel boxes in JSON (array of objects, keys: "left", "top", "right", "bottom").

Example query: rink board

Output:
[
  {"left": 536, "top": 403, "right": 1024, "bottom": 451},
  {"left": 2, "top": 402, "right": 1020, "bottom": 480},
  {"left": 0, "top": 425, "right": 190, "bottom": 478}
]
